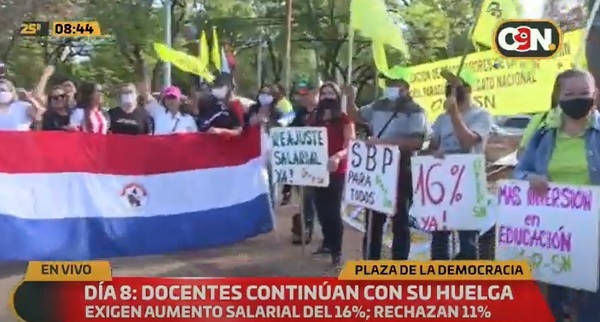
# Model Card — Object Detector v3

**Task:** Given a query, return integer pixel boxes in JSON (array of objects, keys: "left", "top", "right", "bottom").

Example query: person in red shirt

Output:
[{"left": 309, "top": 82, "right": 355, "bottom": 266}]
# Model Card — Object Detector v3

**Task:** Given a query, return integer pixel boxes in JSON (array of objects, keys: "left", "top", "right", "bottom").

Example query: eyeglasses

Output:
[{"left": 51, "top": 94, "right": 66, "bottom": 100}]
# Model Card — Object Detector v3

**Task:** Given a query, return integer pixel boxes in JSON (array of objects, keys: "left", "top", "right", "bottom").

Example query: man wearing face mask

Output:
[
  {"left": 108, "top": 83, "right": 152, "bottom": 135},
  {"left": 197, "top": 73, "right": 242, "bottom": 135},
  {"left": 425, "top": 68, "right": 493, "bottom": 260},
  {"left": 347, "top": 66, "right": 429, "bottom": 261}
]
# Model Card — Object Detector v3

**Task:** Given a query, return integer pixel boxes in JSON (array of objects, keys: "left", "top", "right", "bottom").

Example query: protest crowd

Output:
[{"left": 2, "top": 1, "right": 600, "bottom": 321}]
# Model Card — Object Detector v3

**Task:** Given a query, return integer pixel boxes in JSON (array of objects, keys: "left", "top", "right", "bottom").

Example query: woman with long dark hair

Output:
[
  {"left": 69, "top": 82, "right": 108, "bottom": 134},
  {"left": 308, "top": 82, "right": 355, "bottom": 266},
  {"left": 245, "top": 85, "right": 282, "bottom": 128}
]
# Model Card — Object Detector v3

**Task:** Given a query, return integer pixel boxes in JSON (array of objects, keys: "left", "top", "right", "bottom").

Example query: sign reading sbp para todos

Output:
[{"left": 344, "top": 140, "right": 400, "bottom": 215}]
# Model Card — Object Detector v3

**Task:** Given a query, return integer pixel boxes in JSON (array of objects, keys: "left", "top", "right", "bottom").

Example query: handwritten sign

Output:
[
  {"left": 495, "top": 180, "right": 600, "bottom": 291},
  {"left": 410, "top": 154, "right": 488, "bottom": 231},
  {"left": 269, "top": 127, "right": 329, "bottom": 187},
  {"left": 343, "top": 140, "right": 400, "bottom": 215}
]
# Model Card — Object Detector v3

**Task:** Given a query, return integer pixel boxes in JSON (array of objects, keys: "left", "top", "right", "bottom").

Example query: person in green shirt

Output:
[
  {"left": 515, "top": 68, "right": 600, "bottom": 322},
  {"left": 518, "top": 72, "right": 565, "bottom": 153}
]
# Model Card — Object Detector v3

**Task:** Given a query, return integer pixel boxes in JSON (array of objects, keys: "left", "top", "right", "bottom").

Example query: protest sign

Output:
[
  {"left": 269, "top": 127, "right": 329, "bottom": 187},
  {"left": 343, "top": 140, "right": 400, "bottom": 215},
  {"left": 341, "top": 206, "right": 431, "bottom": 259},
  {"left": 410, "top": 154, "right": 488, "bottom": 231},
  {"left": 406, "top": 29, "right": 584, "bottom": 121},
  {"left": 495, "top": 180, "right": 600, "bottom": 292}
]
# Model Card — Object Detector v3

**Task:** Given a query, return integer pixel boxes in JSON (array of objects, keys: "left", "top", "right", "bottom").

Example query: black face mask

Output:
[
  {"left": 445, "top": 84, "right": 468, "bottom": 102},
  {"left": 318, "top": 98, "right": 338, "bottom": 109},
  {"left": 559, "top": 98, "right": 594, "bottom": 120}
]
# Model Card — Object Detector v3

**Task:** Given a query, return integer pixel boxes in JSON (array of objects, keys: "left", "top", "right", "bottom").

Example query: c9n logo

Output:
[{"left": 493, "top": 20, "right": 562, "bottom": 59}]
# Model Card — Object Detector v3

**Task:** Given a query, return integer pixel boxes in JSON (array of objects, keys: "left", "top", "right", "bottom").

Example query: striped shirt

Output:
[{"left": 70, "top": 107, "right": 108, "bottom": 134}]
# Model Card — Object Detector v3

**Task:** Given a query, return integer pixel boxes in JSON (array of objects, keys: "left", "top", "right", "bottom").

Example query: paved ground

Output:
[{"left": 0, "top": 206, "right": 364, "bottom": 321}]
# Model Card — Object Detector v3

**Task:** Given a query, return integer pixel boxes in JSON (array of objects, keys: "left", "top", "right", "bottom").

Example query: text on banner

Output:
[
  {"left": 411, "top": 155, "right": 488, "bottom": 231},
  {"left": 269, "top": 127, "right": 329, "bottom": 187},
  {"left": 495, "top": 180, "right": 600, "bottom": 292},
  {"left": 344, "top": 140, "right": 400, "bottom": 215}
]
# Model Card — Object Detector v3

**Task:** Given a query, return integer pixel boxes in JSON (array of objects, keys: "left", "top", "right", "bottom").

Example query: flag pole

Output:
[
  {"left": 163, "top": 0, "right": 172, "bottom": 88},
  {"left": 455, "top": 0, "right": 485, "bottom": 75},
  {"left": 283, "top": 0, "right": 293, "bottom": 94}
]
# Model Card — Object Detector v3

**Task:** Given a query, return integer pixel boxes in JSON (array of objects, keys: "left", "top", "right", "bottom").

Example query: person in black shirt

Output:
[
  {"left": 196, "top": 73, "right": 242, "bottom": 135},
  {"left": 41, "top": 85, "right": 71, "bottom": 131},
  {"left": 282, "top": 79, "right": 319, "bottom": 245},
  {"left": 108, "top": 83, "right": 152, "bottom": 135}
]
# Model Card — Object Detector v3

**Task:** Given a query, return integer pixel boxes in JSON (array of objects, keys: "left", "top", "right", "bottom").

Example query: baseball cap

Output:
[
  {"left": 161, "top": 85, "right": 182, "bottom": 99},
  {"left": 294, "top": 79, "right": 316, "bottom": 95}
]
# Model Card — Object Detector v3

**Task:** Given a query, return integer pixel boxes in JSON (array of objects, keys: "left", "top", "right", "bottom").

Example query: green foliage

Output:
[{"left": 3, "top": 0, "right": 479, "bottom": 100}]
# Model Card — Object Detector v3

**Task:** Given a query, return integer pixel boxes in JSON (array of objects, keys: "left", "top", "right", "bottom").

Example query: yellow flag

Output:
[
  {"left": 199, "top": 30, "right": 209, "bottom": 69},
  {"left": 153, "top": 43, "right": 214, "bottom": 82},
  {"left": 211, "top": 27, "right": 221, "bottom": 71},
  {"left": 472, "top": 0, "right": 521, "bottom": 48},
  {"left": 372, "top": 41, "right": 388, "bottom": 89},
  {"left": 350, "top": 0, "right": 410, "bottom": 57}
]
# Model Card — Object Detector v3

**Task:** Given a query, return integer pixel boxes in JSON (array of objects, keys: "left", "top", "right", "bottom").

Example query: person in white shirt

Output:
[
  {"left": 145, "top": 85, "right": 197, "bottom": 135},
  {"left": 0, "top": 79, "right": 45, "bottom": 131},
  {"left": 69, "top": 82, "right": 108, "bottom": 134}
]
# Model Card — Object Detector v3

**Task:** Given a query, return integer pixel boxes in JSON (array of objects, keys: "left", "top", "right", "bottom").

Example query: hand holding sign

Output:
[
  {"left": 411, "top": 154, "right": 488, "bottom": 231},
  {"left": 270, "top": 127, "right": 329, "bottom": 187},
  {"left": 344, "top": 140, "right": 400, "bottom": 215},
  {"left": 496, "top": 180, "right": 600, "bottom": 291}
]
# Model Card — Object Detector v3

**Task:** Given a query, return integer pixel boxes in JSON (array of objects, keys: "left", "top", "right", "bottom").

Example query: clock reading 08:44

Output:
[{"left": 51, "top": 21, "right": 102, "bottom": 37}]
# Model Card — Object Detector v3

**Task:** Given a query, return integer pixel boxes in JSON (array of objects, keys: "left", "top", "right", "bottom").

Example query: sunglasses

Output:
[{"left": 51, "top": 94, "right": 66, "bottom": 100}]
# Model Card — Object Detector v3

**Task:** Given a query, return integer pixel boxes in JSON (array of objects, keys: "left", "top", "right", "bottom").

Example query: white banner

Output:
[
  {"left": 270, "top": 127, "right": 329, "bottom": 187},
  {"left": 495, "top": 180, "right": 600, "bottom": 292},
  {"left": 343, "top": 140, "right": 400, "bottom": 215},
  {"left": 410, "top": 154, "right": 488, "bottom": 231}
]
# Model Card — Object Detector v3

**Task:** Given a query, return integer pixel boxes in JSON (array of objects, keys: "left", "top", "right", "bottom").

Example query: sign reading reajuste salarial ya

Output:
[
  {"left": 270, "top": 127, "right": 329, "bottom": 187},
  {"left": 495, "top": 180, "right": 600, "bottom": 292}
]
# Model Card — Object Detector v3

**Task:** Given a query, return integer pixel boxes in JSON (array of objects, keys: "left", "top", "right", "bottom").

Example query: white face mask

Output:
[
  {"left": 384, "top": 87, "right": 401, "bottom": 100},
  {"left": 121, "top": 93, "right": 136, "bottom": 105},
  {"left": 258, "top": 94, "right": 274, "bottom": 106},
  {"left": 0, "top": 91, "right": 12, "bottom": 104},
  {"left": 211, "top": 86, "right": 228, "bottom": 99}
]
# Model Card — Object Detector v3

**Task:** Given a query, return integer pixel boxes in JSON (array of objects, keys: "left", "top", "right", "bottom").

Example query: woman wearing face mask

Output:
[
  {"left": 309, "top": 82, "right": 355, "bottom": 266},
  {"left": 194, "top": 74, "right": 242, "bottom": 135},
  {"left": 245, "top": 85, "right": 282, "bottom": 128},
  {"left": 0, "top": 79, "right": 45, "bottom": 131},
  {"left": 41, "top": 85, "right": 71, "bottom": 131},
  {"left": 515, "top": 69, "right": 600, "bottom": 322},
  {"left": 209, "top": 73, "right": 245, "bottom": 127},
  {"left": 70, "top": 82, "right": 108, "bottom": 134},
  {"left": 144, "top": 85, "right": 197, "bottom": 135},
  {"left": 108, "top": 83, "right": 152, "bottom": 135}
]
